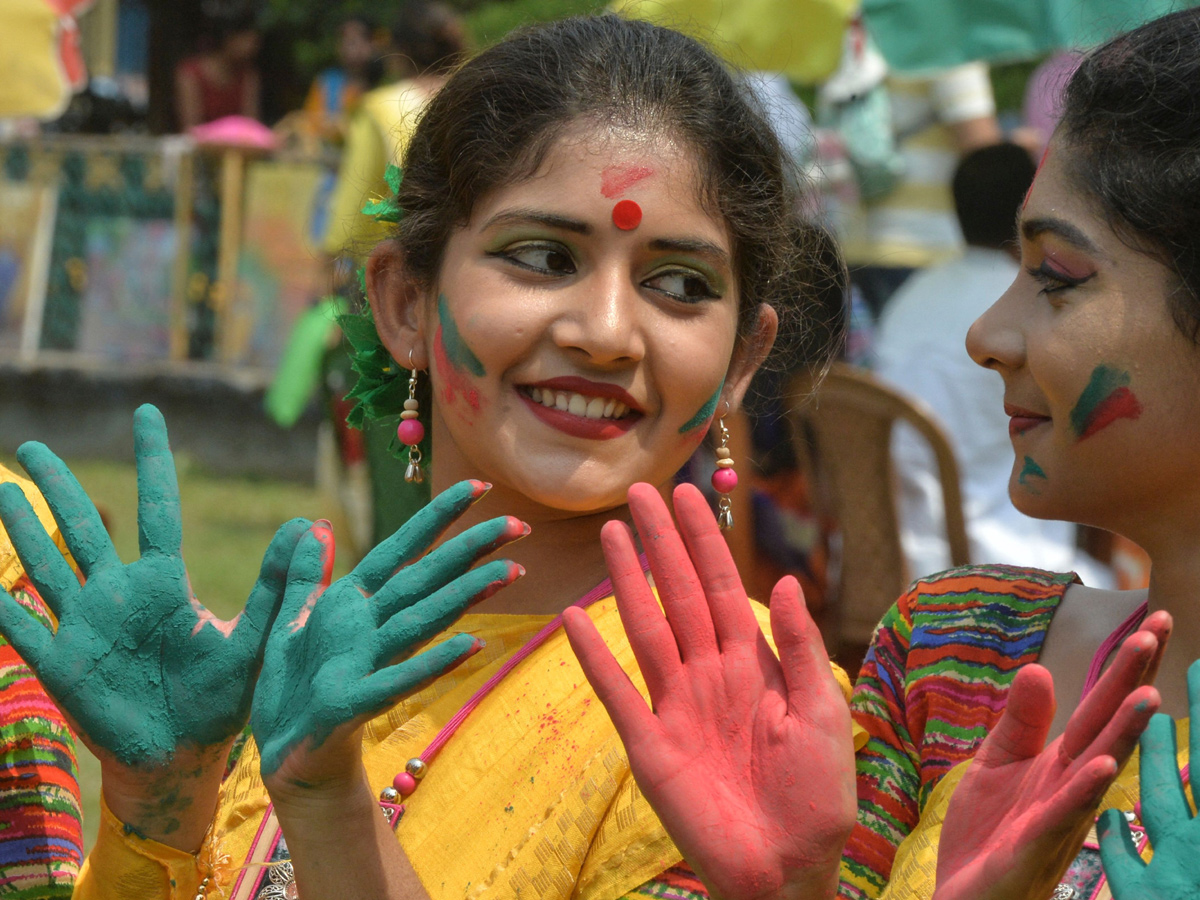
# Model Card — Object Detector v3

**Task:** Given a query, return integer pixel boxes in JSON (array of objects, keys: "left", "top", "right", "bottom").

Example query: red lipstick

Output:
[{"left": 517, "top": 376, "right": 644, "bottom": 441}]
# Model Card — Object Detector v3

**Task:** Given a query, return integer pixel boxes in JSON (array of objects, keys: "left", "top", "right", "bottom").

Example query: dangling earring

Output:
[
  {"left": 397, "top": 350, "right": 425, "bottom": 484},
  {"left": 711, "top": 413, "right": 737, "bottom": 530}
]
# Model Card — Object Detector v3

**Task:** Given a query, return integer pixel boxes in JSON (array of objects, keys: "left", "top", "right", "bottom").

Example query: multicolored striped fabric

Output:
[
  {"left": 0, "top": 575, "right": 82, "bottom": 897},
  {"left": 624, "top": 862, "right": 708, "bottom": 899},
  {"left": 838, "top": 565, "right": 1076, "bottom": 899}
]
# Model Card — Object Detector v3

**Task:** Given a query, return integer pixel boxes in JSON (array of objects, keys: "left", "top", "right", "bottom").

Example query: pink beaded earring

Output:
[
  {"left": 397, "top": 350, "right": 425, "bottom": 483},
  {"left": 712, "top": 413, "right": 737, "bottom": 530}
]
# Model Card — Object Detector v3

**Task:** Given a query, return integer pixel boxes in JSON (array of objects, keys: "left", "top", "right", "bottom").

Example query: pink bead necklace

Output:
[{"left": 376, "top": 554, "right": 649, "bottom": 825}]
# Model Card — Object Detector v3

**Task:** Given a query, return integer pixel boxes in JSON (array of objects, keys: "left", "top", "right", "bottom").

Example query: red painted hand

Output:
[
  {"left": 933, "top": 611, "right": 1171, "bottom": 900},
  {"left": 564, "top": 483, "right": 855, "bottom": 900}
]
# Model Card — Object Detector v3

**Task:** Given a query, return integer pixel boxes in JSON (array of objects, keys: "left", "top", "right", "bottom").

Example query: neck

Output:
[{"left": 1134, "top": 533, "right": 1200, "bottom": 719}]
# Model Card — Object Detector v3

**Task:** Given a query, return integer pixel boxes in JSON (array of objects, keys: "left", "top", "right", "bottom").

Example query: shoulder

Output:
[{"left": 901, "top": 563, "right": 1076, "bottom": 614}]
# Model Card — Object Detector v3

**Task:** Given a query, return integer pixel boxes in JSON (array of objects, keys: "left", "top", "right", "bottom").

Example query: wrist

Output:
[{"left": 99, "top": 739, "right": 232, "bottom": 852}]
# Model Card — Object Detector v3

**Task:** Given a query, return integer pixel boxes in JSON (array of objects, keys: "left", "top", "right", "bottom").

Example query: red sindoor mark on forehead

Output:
[
  {"left": 612, "top": 199, "right": 642, "bottom": 230},
  {"left": 1023, "top": 145, "right": 1051, "bottom": 211},
  {"left": 600, "top": 164, "right": 654, "bottom": 199}
]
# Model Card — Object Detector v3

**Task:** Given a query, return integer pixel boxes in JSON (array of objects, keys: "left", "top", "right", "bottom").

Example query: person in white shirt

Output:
[{"left": 873, "top": 141, "right": 1112, "bottom": 585}]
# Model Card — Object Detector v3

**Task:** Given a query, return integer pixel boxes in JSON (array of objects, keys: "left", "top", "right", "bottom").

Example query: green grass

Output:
[{"left": 1, "top": 452, "right": 350, "bottom": 853}]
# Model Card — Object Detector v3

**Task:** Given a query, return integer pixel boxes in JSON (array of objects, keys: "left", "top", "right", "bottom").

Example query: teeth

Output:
[{"left": 526, "top": 388, "right": 631, "bottom": 419}]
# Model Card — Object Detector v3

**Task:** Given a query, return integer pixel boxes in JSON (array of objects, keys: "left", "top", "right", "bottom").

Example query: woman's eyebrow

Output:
[
  {"left": 1020, "top": 215, "right": 1106, "bottom": 257},
  {"left": 481, "top": 209, "right": 591, "bottom": 234},
  {"left": 648, "top": 237, "right": 730, "bottom": 265}
]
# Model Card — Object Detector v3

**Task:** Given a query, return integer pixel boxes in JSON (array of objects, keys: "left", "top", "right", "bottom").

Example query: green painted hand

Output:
[
  {"left": 0, "top": 404, "right": 310, "bottom": 766},
  {"left": 251, "top": 479, "right": 527, "bottom": 783},
  {"left": 1099, "top": 660, "right": 1200, "bottom": 900}
]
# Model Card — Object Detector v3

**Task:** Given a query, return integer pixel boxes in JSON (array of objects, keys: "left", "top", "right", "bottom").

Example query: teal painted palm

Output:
[
  {"left": 0, "top": 405, "right": 309, "bottom": 766},
  {"left": 252, "top": 480, "right": 528, "bottom": 779}
]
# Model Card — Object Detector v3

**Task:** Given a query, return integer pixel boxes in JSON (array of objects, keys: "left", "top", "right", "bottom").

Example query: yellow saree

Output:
[{"left": 79, "top": 596, "right": 856, "bottom": 900}]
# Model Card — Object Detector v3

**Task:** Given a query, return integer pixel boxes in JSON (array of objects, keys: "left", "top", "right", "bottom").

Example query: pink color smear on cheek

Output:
[
  {"left": 434, "top": 323, "right": 482, "bottom": 412},
  {"left": 600, "top": 164, "right": 654, "bottom": 198}
]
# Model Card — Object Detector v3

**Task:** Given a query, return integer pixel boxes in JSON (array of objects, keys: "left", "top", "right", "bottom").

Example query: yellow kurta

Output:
[
  {"left": 79, "top": 597, "right": 858, "bottom": 900},
  {"left": 881, "top": 720, "right": 1189, "bottom": 900}
]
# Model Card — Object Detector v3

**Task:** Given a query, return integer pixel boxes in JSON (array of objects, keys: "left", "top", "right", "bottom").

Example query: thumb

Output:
[
  {"left": 279, "top": 520, "right": 336, "bottom": 633},
  {"left": 230, "top": 517, "right": 313, "bottom": 659}
]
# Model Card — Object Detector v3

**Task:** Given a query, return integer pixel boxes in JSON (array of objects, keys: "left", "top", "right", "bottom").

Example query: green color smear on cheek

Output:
[
  {"left": 437, "top": 295, "right": 486, "bottom": 377},
  {"left": 1069, "top": 365, "right": 1143, "bottom": 440},
  {"left": 1018, "top": 455, "right": 1046, "bottom": 491},
  {"left": 679, "top": 380, "right": 724, "bottom": 434}
]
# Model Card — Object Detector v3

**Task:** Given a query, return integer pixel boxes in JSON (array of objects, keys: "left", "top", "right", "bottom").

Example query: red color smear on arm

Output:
[
  {"left": 1079, "top": 386, "right": 1143, "bottom": 440},
  {"left": 434, "top": 324, "right": 482, "bottom": 412},
  {"left": 600, "top": 164, "right": 654, "bottom": 198}
]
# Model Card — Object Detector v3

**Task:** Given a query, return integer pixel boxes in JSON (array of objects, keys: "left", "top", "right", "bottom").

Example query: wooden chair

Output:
[{"left": 785, "top": 364, "right": 970, "bottom": 670}]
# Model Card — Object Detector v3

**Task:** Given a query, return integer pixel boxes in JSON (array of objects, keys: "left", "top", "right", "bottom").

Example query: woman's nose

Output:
[
  {"left": 550, "top": 267, "right": 646, "bottom": 364},
  {"left": 966, "top": 278, "right": 1026, "bottom": 373}
]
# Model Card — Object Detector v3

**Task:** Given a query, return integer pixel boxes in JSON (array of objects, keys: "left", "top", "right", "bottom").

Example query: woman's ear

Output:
[
  {"left": 722, "top": 303, "right": 779, "bottom": 412},
  {"left": 366, "top": 239, "right": 430, "bottom": 369}
]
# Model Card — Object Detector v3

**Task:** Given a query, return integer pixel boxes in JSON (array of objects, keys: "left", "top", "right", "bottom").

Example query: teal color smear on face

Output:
[
  {"left": 679, "top": 381, "right": 724, "bottom": 434},
  {"left": 438, "top": 295, "right": 486, "bottom": 377},
  {"left": 1018, "top": 456, "right": 1046, "bottom": 488},
  {"left": 252, "top": 481, "right": 530, "bottom": 777}
]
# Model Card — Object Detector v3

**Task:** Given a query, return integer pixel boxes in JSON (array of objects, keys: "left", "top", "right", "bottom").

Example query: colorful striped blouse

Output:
[
  {"left": 0, "top": 575, "right": 82, "bottom": 897},
  {"left": 838, "top": 565, "right": 1076, "bottom": 899}
]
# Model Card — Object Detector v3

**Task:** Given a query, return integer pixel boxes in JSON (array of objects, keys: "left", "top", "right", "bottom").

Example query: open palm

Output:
[
  {"left": 564, "top": 483, "right": 855, "bottom": 900},
  {"left": 934, "top": 613, "right": 1170, "bottom": 900},
  {"left": 253, "top": 480, "right": 527, "bottom": 787},
  {"left": 0, "top": 404, "right": 307, "bottom": 766}
]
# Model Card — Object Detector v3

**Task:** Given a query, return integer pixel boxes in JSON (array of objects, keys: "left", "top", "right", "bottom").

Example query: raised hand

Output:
[
  {"left": 932, "top": 611, "right": 1171, "bottom": 900},
  {"left": 1099, "top": 659, "right": 1200, "bottom": 900},
  {"left": 252, "top": 479, "right": 527, "bottom": 789},
  {"left": 563, "top": 483, "right": 855, "bottom": 900},
  {"left": 0, "top": 404, "right": 308, "bottom": 767}
]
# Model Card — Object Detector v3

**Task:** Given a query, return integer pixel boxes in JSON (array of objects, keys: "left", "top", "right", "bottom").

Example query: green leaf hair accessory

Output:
[
  {"left": 361, "top": 164, "right": 405, "bottom": 224},
  {"left": 336, "top": 163, "right": 412, "bottom": 458}
]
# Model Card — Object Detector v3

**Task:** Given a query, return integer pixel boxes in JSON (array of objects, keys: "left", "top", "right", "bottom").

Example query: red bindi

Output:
[{"left": 612, "top": 199, "right": 642, "bottom": 230}]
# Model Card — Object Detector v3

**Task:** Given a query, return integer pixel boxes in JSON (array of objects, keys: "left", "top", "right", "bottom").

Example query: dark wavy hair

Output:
[
  {"left": 1059, "top": 7, "right": 1200, "bottom": 340},
  {"left": 389, "top": 14, "right": 841, "bottom": 362}
]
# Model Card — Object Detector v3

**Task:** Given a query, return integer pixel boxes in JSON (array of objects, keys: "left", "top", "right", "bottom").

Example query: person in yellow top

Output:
[{"left": 0, "top": 15, "right": 863, "bottom": 900}]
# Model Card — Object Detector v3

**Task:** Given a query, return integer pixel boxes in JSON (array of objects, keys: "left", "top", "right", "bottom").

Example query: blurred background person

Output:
[
  {"left": 300, "top": 15, "right": 381, "bottom": 147},
  {"left": 873, "top": 142, "right": 1113, "bottom": 585},
  {"left": 174, "top": 11, "right": 261, "bottom": 130},
  {"left": 872, "top": 141, "right": 1112, "bottom": 585}
]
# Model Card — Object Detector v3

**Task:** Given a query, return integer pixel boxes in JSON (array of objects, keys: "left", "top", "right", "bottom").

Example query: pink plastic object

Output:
[
  {"left": 189, "top": 116, "right": 277, "bottom": 151},
  {"left": 393, "top": 771, "right": 417, "bottom": 796}
]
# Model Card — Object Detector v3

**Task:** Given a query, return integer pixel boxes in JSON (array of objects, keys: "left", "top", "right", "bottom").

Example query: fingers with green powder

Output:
[
  {"left": 355, "top": 632, "right": 483, "bottom": 715},
  {"left": 222, "top": 516, "right": 313, "bottom": 657},
  {"left": 370, "top": 515, "right": 529, "bottom": 621},
  {"left": 132, "top": 404, "right": 184, "bottom": 558},
  {"left": 351, "top": 478, "right": 492, "bottom": 593},
  {"left": 0, "top": 482, "right": 77, "bottom": 613},
  {"left": 16, "top": 440, "right": 119, "bottom": 575},
  {"left": 1099, "top": 659, "right": 1200, "bottom": 900},
  {"left": 371, "top": 558, "right": 522, "bottom": 667}
]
